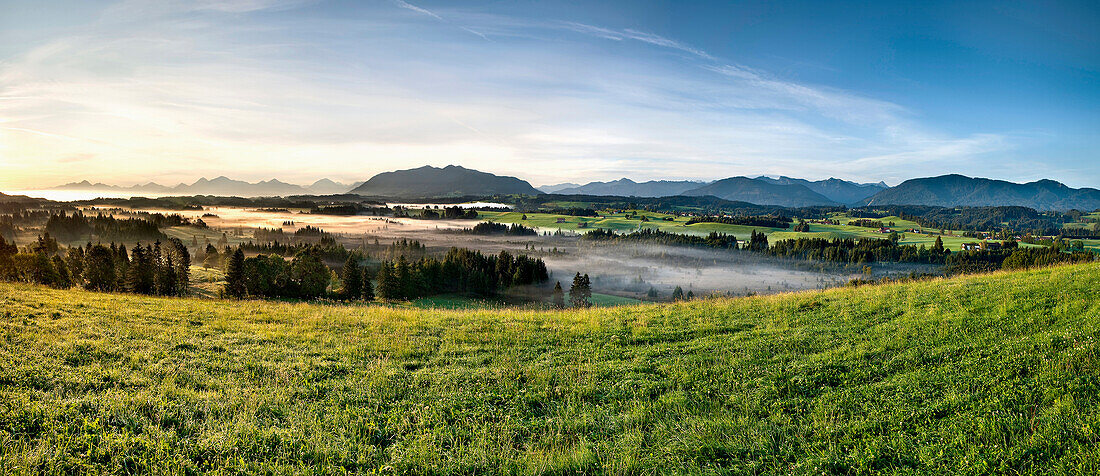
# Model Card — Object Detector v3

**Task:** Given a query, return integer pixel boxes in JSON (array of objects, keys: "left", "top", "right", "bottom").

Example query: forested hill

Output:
[
  {"left": 864, "top": 174, "right": 1100, "bottom": 211},
  {"left": 349, "top": 165, "right": 542, "bottom": 198}
]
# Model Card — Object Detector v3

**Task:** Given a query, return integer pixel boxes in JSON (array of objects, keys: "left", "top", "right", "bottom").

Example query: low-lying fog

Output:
[{"left": 109, "top": 206, "right": 939, "bottom": 300}]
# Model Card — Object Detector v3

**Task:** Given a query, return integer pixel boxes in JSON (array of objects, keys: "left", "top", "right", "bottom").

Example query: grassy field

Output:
[
  {"left": 1063, "top": 212, "right": 1100, "bottom": 231},
  {"left": 1, "top": 263, "right": 1099, "bottom": 474},
  {"left": 479, "top": 210, "right": 1002, "bottom": 251},
  {"left": 478, "top": 210, "right": 791, "bottom": 237}
]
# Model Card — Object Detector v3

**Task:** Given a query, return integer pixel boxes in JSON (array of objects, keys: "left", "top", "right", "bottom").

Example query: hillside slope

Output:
[{"left": 2, "top": 264, "right": 1099, "bottom": 473}]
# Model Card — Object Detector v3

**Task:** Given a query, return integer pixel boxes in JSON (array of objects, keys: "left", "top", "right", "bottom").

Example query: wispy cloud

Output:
[
  {"left": 393, "top": 0, "right": 442, "bottom": 20},
  {"left": 392, "top": 0, "right": 489, "bottom": 40},
  {"left": 0, "top": 0, "right": 1064, "bottom": 188},
  {"left": 562, "top": 22, "right": 714, "bottom": 60}
]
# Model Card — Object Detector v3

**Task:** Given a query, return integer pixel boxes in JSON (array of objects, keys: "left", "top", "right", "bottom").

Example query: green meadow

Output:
[
  {"left": 478, "top": 210, "right": 790, "bottom": 237},
  {"left": 1, "top": 263, "right": 1099, "bottom": 474},
  {"left": 479, "top": 210, "right": 992, "bottom": 251}
]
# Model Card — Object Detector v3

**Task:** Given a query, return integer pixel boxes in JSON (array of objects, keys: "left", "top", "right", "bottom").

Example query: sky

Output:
[{"left": 0, "top": 0, "right": 1097, "bottom": 189}]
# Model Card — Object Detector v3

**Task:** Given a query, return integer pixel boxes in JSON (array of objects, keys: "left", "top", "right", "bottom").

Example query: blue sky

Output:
[{"left": 1, "top": 0, "right": 1096, "bottom": 188}]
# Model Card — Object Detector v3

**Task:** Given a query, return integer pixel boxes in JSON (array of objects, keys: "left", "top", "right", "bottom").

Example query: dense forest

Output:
[
  {"left": 684, "top": 215, "right": 792, "bottom": 228},
  {"left": 583, "top": 228, "right": 739, "bottom": 249},
  {"left": 374, "top": 248, "right": 549, "bottom": 300},
  {"left": 0, "top": 234, "right": 191, "bottom": 296},
  {"left": 463, "top": 222, "right": 538, "bottom": 235}
]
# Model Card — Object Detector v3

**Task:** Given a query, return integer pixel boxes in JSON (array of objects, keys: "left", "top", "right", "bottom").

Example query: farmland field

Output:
[
  {"left": 1, "top": 263, "right": 1098, "bottom": 473},
  {"left": 479, "top": 210, "right": 994, "bottom": 251}
]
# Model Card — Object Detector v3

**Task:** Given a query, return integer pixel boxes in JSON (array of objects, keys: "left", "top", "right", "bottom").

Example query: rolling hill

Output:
[
  {"left": 864, "top": 174, "right": 1100, "bottom": 211},
  {"left": 1, "top": 263, "right": 1097, "bottom": 472},
  {"left": 680, "top": 176, "right": 838, "bottom": 207},
  {"left": 349, "top": 165, "right": 542, "bottom": 198}
]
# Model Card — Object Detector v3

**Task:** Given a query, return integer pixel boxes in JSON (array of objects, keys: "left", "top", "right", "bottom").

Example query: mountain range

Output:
[
  {"left": 678, "top": 177, "right": 837, "bottom": 207},
  {"left": 51, "top": 177, "right": 362, "bottom": 197},
  {"left": 549, "top": 178, "right": 707, "bottom": 197},
  {"left": 46, "top": 167, "right": 1100, "bottom": 210},
  {"left": 864, "top": 174, "right": 1100, "bottom": 211},
  {"left": 754, "top": 176, "right": 888, "bottom": 204}
]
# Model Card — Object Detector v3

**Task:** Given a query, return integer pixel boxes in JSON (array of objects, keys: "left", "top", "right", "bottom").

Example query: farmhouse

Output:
[
  {"left": 960, "top": 241, "right": 1004, "bottom": 252},
  {"left": 555, "top": 218, "right": 566, "bottom": 223}
]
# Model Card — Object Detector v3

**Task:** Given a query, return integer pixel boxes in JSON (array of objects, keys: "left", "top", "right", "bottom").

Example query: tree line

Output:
[
  {"left": 684, "top": 215, "right": 792, "bottom": 228},
  {"left": 221, "top": 245, "right": 551, "bottom": 302},
  {"left": 464, "top": 222, "right": 538, "bottom": 236},
  {"left": 583, "top": 228, "right": 739, "bottom": 249},
  {"left": 44, "top": 210, "right": 200, "bottom": 243},
  {"left": 768, "top": 236, "right": 949, "bottom": 264},
  {"left": 374, "top": 248, "right": 548, "bottom": 300},
  {"left": 0, "top": 234, "right": 190, "bottom": 296}
]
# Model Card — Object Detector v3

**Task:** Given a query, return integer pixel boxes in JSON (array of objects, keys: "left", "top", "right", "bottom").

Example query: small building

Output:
[
  {"left": 961, "top": 242, "right": 981, "bottom": 251},
  {"left": 555, "top": 218, "right": 566, "bottom": 223}
]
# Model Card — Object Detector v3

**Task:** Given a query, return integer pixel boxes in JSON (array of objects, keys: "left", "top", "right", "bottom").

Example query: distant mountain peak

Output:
[
  {"left": 863, "top": 174, "right": 1100, "bottom": 211},
  {"left": 349, "top": 165, "right": 541, "bottom": 198}
]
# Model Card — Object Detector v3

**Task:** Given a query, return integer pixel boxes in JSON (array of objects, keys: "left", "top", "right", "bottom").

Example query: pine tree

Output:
[
  {"left": 551, "top": 281, "right": 564, "bottom": 308},
  {"left": 496, "top": 250, "right": 513, "bottom": 288},
  {"left": 361, "top": 266, "right": 375, "bottom": 301},
  {"left": 933, "top": 236, "right": 945, "bottom": 254},
  {"left": 569, "top": 272, "right": 592, "bottom": 308},
  {"left": 223, "top": 247, "right": 246, "bottom": 298},
  {"left": 64, "top": 246, "right": 84, "bottom": 284},
  {"left": 375, "top": 261, "right": 396, "bottom": 300},
  {"left": 83, "top": 245, "right": 116, "bottom": 292},
  {"left": 672, "top": 285, "right": 684, "bottom": 301},
  {"left": 395, "top": 256, "right": 413, "bottom": 300},
  {"left": 340, "top": 256, "right": 362, "bottom": 300},
  {"left": 51, "top": 256, "right": 72, "bottom": 289},
  {"left": 157, "top": 254, "right": 177, "bottom": 296},
  {"left": 581, "top": 274, "right": 592, "bottom": 303},
  {"left": 171, "top": 239, "right": 191, "bottom": 293}
]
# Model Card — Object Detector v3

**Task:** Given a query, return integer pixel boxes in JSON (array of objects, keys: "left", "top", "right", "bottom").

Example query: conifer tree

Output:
[
  {"left": 361, "top": 266, "right": 375, "bottom": 301},
  {"left": 375, "top": 261, "right": 396, "bottom": 300},
  {"left": 552, "top": 281, "right": 565, "bottom": 308},
  {"left": 340, "top": 255, "right": 362, "bottom": 299},
  {"left": 569, "top": 272, "right": 591, "bottom": 308},
  {"left": 223, "top": 247, "right": 246, "bottom": 298},
  {"left": 672, "top": 286, "right": 684, "bottom": 300},
  {"left": 51, "top": 256, "right": 72, "bottom": 289},
  {"left": 65, "top": 246, "right": 85, "bottom": 284},
  {"left": 83, "top": 245, "right": 116, "bottom": 292}
]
